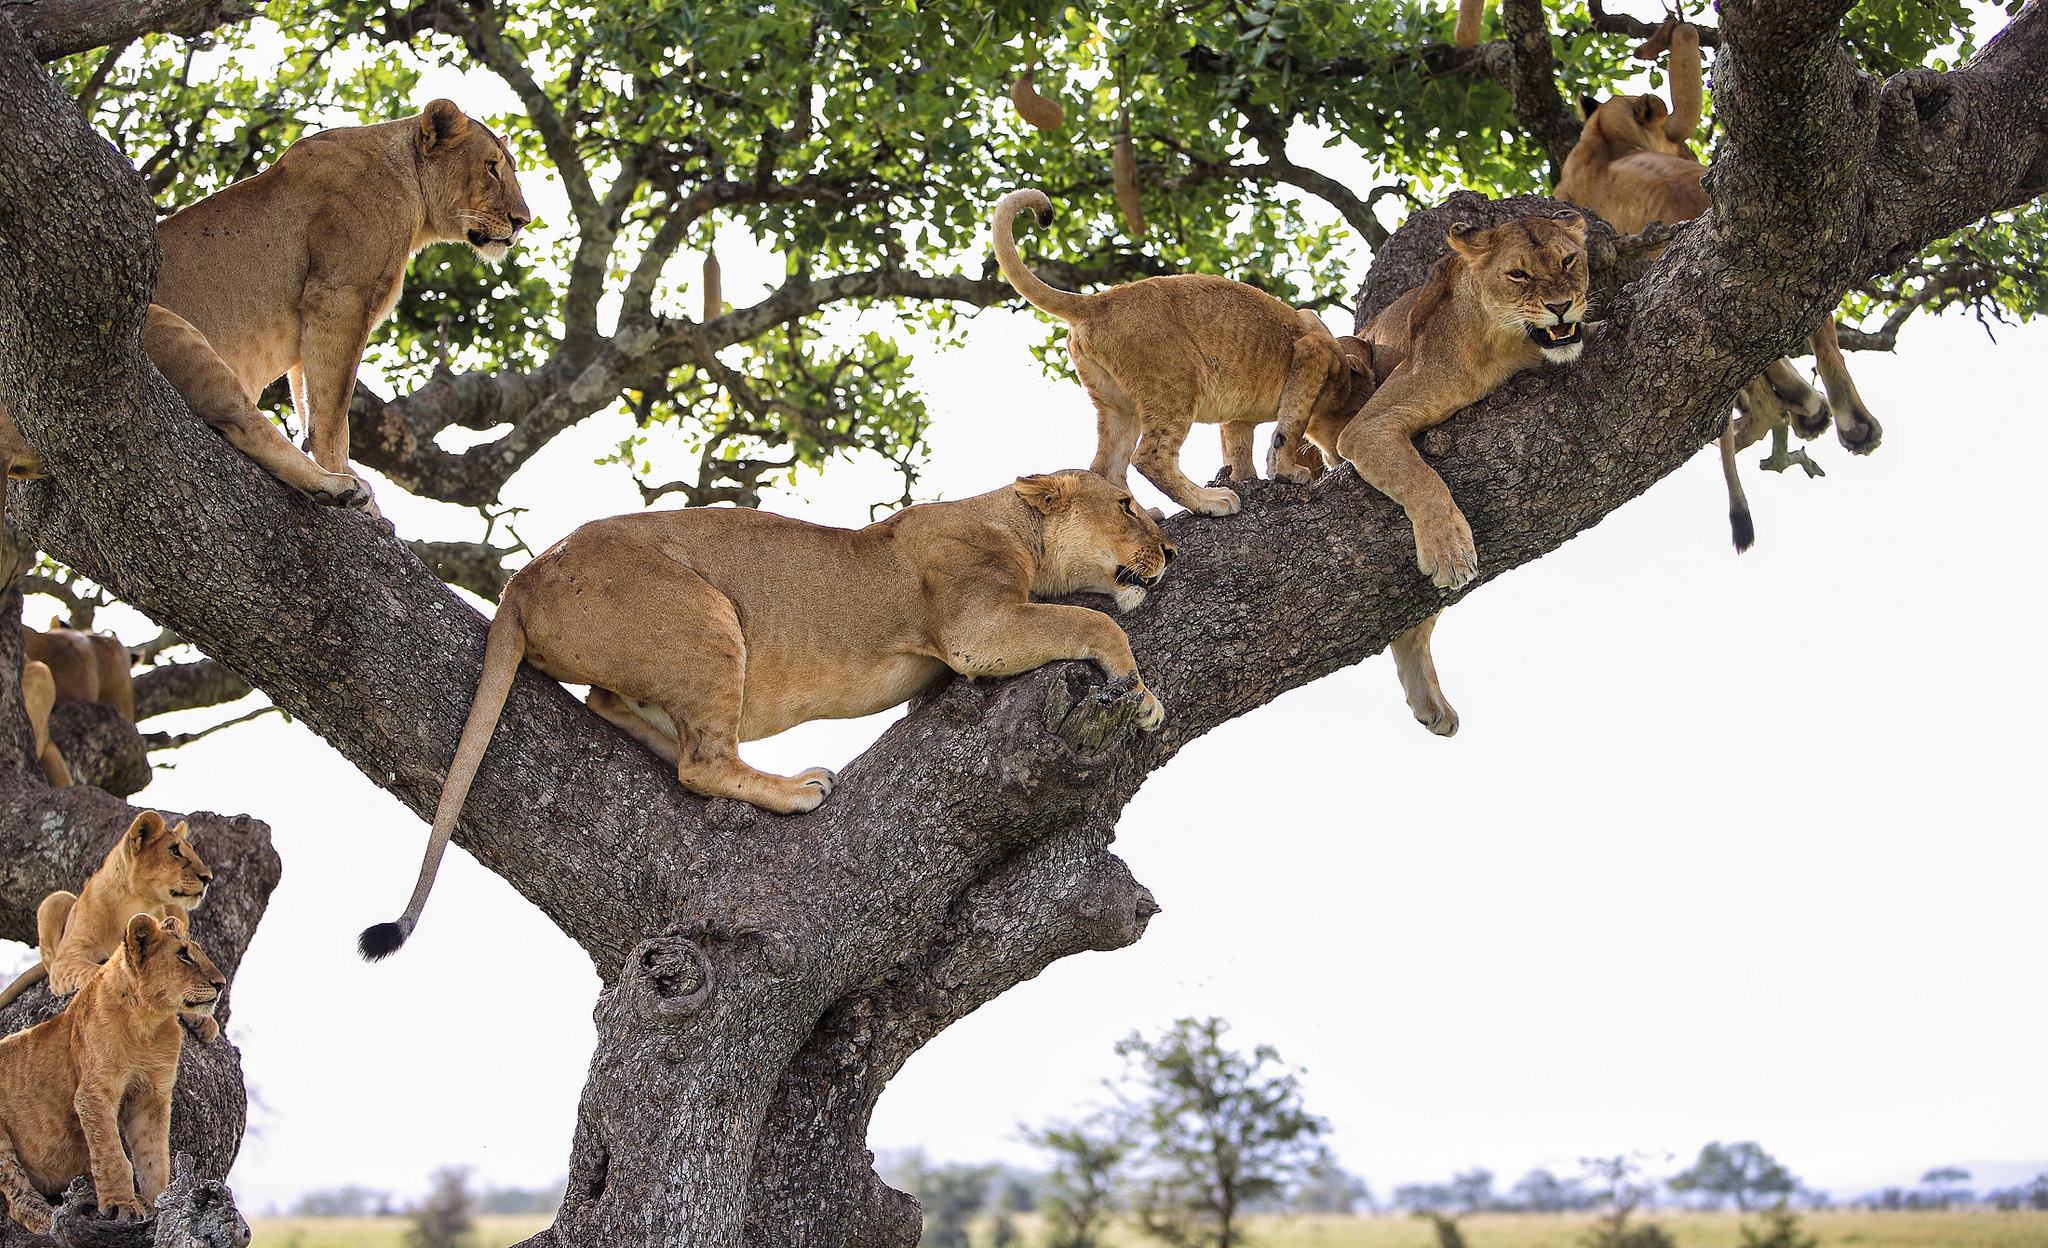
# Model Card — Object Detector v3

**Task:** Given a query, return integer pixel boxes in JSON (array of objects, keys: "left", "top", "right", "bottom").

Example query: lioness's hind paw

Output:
[
  {"left": 1837, "top": 407, "right": 1881, "bottom": 455},
  {"left": 1415, "top": 512, "right": 1479, "bottom": 590},
  {"left": 797, "top": 767, "right": 836, "bottom": 795},
  {"left": 1187, "top": 486, "right": 1241, "bottom": 517}
]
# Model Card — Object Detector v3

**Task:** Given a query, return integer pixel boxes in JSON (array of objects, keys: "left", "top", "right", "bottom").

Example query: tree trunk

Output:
[{"left": 1, "top": 3, "right": 2043, "bottom": 1244}]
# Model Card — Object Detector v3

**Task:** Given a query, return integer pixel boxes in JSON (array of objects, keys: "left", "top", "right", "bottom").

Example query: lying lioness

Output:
[{"left": 360, "top": 469, "right": 1176, "bottom": 959}]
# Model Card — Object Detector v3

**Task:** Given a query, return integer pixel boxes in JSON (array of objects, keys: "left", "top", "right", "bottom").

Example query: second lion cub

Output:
[{"left": 992, "top": 189, "right": 1373, "bottom": 516}]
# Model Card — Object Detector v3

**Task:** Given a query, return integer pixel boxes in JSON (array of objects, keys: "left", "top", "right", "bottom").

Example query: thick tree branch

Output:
[
  {"left": 133, "top": 657, "right": 255, "bottom": 721},
  {"left": 4, "top": 0, "right": 254, "bottom": 60}
]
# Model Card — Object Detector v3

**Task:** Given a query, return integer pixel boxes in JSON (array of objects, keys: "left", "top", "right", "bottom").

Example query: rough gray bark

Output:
[
  {"left": 2, "top": 2, "right": 2044, "bottom": 1246},
  {"left": 9, "top": 0, "right": 255, "bottom": 61},
  {"left": 131, "top": 660, "right": 253, "bottom": 724},
  {"left": 44, "top": 700, "right": 150, "bottom": 796}
]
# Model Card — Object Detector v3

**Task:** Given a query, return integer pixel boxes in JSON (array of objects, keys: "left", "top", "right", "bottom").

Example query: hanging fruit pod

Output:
[
  {"left": 1453, "top": 0, "right": 1484, "bottom": 48},
  {"left": 702, "top": 248, "right": 723, "bottom": 322},
  {"left": 1113, "top": 111, "right": 1146, "bottom": 238},
  {"left": 1663, "top": 23, "right": 1703, "bottom": 143},
  {"left": 1012, "top": 72, "right": 1065, "bottom": 131}
]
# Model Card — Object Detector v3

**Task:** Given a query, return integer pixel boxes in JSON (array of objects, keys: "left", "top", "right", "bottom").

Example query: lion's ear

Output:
[
  {"left": 420, "top": 99, "right": 471, "bottom": 153},
  {"left": 1549, "top": 208, "right": 1586, "bottom": 240},
  {"left": 124, "top": 912, "right": 159, "bottom": 964},
  {"left": 159, "top": 913, "right": 186, "bottom": 938},
  {"left": 1633, "top": 94, "right": 1667, "bottom": 127},
  {"left": 125, "top": 810, "right": 167, "bottom": 852},
  {"left": 1580, "top": 95, "right": 1601, "bottom": 120},
  {"left": 1012, "top": 473, "right": 1071, "bottom": 514},
  {"left": 1445, "top": 221, "right": 1488, "bottom": 256}
]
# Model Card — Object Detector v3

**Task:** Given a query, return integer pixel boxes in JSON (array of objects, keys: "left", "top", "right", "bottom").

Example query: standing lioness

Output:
[{"left": 361, "top": 469, "right": 1176, "bottom": 959}]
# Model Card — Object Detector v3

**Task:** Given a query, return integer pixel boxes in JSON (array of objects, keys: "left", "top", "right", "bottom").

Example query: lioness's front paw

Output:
[
  {"left": 1135, "top": 688, "right": 1165, "bottom": 732},
  {"left": 1413, "top": 510, "right": 1478, "bottom": 590},
  {"left": 100, "top": 1196, "right": 147, "bottom": 1223},
  {"left": 1185, "top": 486, "right": 1241, "bottom": 517},
  {"left": 312, "top": 471, "right": 373, "bottom": 509},
  {"left": 182, "top": 1013, "right": 220, "bottom": 1043},
  {"left": 1408, "top": 690, "right": 1460, "bottom": 737}
]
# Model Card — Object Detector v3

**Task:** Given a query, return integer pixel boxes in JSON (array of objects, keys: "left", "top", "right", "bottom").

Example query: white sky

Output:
[{"left": 5, "top": 5, "right": 2042, "bottom": 1215}]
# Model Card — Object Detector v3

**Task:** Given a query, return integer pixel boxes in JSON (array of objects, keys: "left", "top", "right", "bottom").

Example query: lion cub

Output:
[
  {"left": 0, "top": 914, "right": 223, "bottom": 1234},
  {"left": 361, "top": 469, "right": 1176, "bottom": 960},
  {"left": 0, "top": 813, "right": 213, "bottom": 1020},
  {"left": 991, "top": 189, "right": 1375, "bottom": 516}
]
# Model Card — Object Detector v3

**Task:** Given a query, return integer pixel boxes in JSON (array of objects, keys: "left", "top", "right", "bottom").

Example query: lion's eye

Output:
[
  {"left": 487, "top": 160, "right": 501, "bottom": 179},
  {"left": 1508, "top": 269, "right": 1530, "bottom": 281},
  {"left": 178, "top": 949, "right": 195, "bottom": 965},
  {"left": 1562, "top": 254, "right": 1578, "bottom": 270},
  {"left": 170, "top": 844, "right": 183, "bottom": 859},
  {"left": 1119, "top": 498, "right": 1136, "bottom": 516}
]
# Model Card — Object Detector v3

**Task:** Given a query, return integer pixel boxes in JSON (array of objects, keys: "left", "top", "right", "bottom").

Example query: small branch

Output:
[
  {"left": 142, "top": 702, "right": 278, "bottom": 751},
  {"left": 405, "top": 537, "right": 517, "bottom": 602},
  {"left": 1586, "top": 0, "right": 1720, "bottom": 47},
  {"left": 132, "top": 656, "right": 255, "bottom": 721}
]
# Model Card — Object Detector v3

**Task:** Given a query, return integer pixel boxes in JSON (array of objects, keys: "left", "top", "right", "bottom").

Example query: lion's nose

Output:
[
  {"left": 211, "top": 976, "right": 226, "bottom": 990},
  {"left": 1544, "top": 300, "right": 1573, "bottom": 319},
  {"left": 197, "top": 871, "right": 213, "bottom": 884},
  {"left": 1160, "top": 542, "right": 1177, "bottom": 566},
  {"left": 508, "top": 213, "right": 530, "bottom": 233}
]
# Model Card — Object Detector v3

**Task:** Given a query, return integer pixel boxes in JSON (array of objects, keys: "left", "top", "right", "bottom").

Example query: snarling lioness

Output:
[
  {"left": 360, "top": 470, "right": 1176, "bottom": 959},
  {"left": 152, "top": 98, "right": 530, "bottom": 498},
  {"left": 1277, "top": 209, "right": 1590, "bottom": 737},
  {"left": 0, "top": 914, "right": 223, "bottom": 1234},
  {"left": 991, "top": 189, "right": 1376, "bottom": 515},
  {"left": 0, "top": 812, "right": 213, "bottom": 1018}
]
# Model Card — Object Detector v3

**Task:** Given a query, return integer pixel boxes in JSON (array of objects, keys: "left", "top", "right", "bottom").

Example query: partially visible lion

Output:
[
  {"left": 22, "top": 659, "right": 71, "bottom": 788},
  {"left": 1555, "top": 27, "right": 1879, "bottom": 548},
  {"left": 1277, "top": 208, "right": 1591, "bottom": 736},
  {"left": 991, "top": 189, "right": 1376, "bottom": 516},
  {"left": 0, "top": 913, "right": 223, "bottom": 1233},
  {"left": 150, "top": 97, "right": 530, "bottom": 496},
  {"left": 360, "top": 469, "right": 1176, "bottom": 959},
  {"left": 23, "top": 618, "right": 136, "bottom": 724},
  {"left": 0, "top": 812, "right": 213, "bottom": 1016}
]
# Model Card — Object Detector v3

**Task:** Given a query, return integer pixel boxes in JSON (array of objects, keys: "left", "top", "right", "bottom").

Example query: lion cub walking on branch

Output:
[
  {"left": 0, "top": 812, "right": 214, "bottom": 1021},
  {"left": 0, "top": 914, "right": 223, "bottom": 1234},
  {"left": 361, "top": 469, "right": 1176, "bottom": 960},
  {"left": 991, "top": 189, "right": 1374, "bottom": 516}
]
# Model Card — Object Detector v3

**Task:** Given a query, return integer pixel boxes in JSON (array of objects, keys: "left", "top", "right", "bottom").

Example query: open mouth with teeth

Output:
[
  {"left": 1116, "top": 564, "right": 1164, "bottom": 589},
  {"left": 467, "top": 228, "right": 514, "bottom": 248},
  {"left": 1526, "top": 321, "right": 1584, "bottom": 349}
]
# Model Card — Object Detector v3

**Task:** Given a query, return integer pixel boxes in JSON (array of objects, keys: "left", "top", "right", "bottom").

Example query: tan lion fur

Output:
[
  {"left": 1279, "top": 209, "right": 1590, "bottom": 738},
  {"left": 21, "top": 659, "right": 70, "bottom": 789},
  {"left": 152, "top": 98, "right": 530, "bottom": 495},
  {"left": 0, "top": 813, "right": 213, "bottom": 1016},
  {"left": 23, "top": 618, "right": 135, "bottom": 723},
  {"left": 361, "top": 469, "right": 1176, "bottom": 959},
  {"left": 991, "top": 189, "right": 1375, "bottom": 516},
  {"left": 0, "top": 913, "right": 223, "bottom": 1233},
  {"left": 1556, "top": 63, "right": 1879, "bottom": 549}
]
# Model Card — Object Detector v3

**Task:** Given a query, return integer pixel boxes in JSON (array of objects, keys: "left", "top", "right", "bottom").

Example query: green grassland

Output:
[{"left": 246, "top": 1210, "right": 2048, "bottom": 1248}]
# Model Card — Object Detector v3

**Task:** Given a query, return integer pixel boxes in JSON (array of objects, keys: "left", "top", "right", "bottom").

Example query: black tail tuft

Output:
[
  {"left": 1033, "top": 205, "right": 1054, "bottom": 228},
  {"left": 1731, "top": 506, "right": 1755, "bottom": 553},
  {"left": 358, "top": 921, "right": 409, "bottom": 962}
]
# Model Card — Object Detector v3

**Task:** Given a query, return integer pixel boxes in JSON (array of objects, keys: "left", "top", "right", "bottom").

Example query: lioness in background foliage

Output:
[
  {"left": 360, "top": 469, "right": 1177, "bottom": 960},
  {"left": 0, "top": 914, "right": 223, "bottom": 1233},
  {"left": 152, "top": 98, "right": 530, "bottom": 500}
]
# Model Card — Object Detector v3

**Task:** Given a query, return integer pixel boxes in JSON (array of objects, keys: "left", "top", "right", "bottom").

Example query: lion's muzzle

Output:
[{"left": 1525, "top": 320, "right": 1584, "bottom": 348}]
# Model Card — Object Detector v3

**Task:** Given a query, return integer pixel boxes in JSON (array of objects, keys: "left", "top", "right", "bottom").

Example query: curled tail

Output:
[
  {"left": 359, "top": 603, "right": 528, "bottom": 961},
  {"left": 990, "top": 189, "right": 1092, "bottom": 322},
  {"left": 1719, "top": 419, "right": 1754, "bottom": 553},
  {"left": 0, "top": 961, "right": 47, "bottom": 1008}
]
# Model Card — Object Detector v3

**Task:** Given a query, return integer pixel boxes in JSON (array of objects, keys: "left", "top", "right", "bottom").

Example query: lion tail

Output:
[
  {"left": 0, "top": 961, "right": 47, "bottom": 1009},
  {"left": 1720, "top": 420, "right": 1754, "bottom": 553},
  {"left": 991, "top": 189, "right": 1092, "bottom": 322},
  {"left": 359, "top": 601, "right": 527, "bottom": 961}
]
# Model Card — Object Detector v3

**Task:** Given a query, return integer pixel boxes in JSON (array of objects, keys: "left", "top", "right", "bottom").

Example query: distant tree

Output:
[
  {"left": 1510, "top": 1168, "right": 1595, "bottom": 1213},
  {"left": 1115, "top": 1017, "right": 1329, "bottom": 1248},
  {"left": 897, "top": 1158, "right": 997, "bottom": 1248},
  {"left": 407, "top": 1168, "right": 476, "bottom": 1248},
  {"left": 1449, "top": 1169, "right": 1497, "bottom": 1214},
  {"left": 1288, "top": 1156, "right": 1373, "bottom": 1214},
  {"left": 1579, "top": 1156, "right": 1676, "bottom": 1248},
  {"left": 1668, "top": 1142, "right": 1798, "bottom": 1212},
  {"left": 1393, "top": 1183, "right": 1459, "bottom": 1214},
  {"left": 1739, "top": 1204, "right": 1819, "bottom": 1248},
  {"left": 1918, "top": 1167, "right": 1973, "bottom": 1209},
  {"left": 292, "top": 1186, "right": 396, "bottom": 1217},
  {"left": 476, "top": 1179, "right": 569, "bottom": 1215},
  {"left": 1986, "top": 1173, "right": 2048, "bottom": 1212},
  {"left": 1025, "top": 1116, "right": 1129, "bottom": 1248}
]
